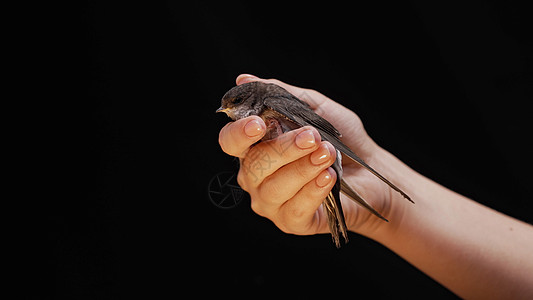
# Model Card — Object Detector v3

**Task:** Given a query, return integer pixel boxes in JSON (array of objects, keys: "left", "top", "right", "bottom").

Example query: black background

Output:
[{"left": 51, "top": 1, "right": 532, "bottom": 298}]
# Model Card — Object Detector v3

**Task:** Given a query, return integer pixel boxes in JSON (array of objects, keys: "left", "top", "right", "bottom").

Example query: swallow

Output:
[{"left": 217, "top": 81, "right": 413, "bottom": 247}]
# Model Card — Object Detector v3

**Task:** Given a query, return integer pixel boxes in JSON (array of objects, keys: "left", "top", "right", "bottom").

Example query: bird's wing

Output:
[
  {"left": 340, "top": 179, "right": 388, "bottom": 222},
  {"left": 264, "top": 96, "right": 413, "bottom": 203},
  {"left": 264, "top": 95, "right": 340, "bottom": 137},
  {"left": 325, "top": 131, "right": 414, "bottom": 203}
]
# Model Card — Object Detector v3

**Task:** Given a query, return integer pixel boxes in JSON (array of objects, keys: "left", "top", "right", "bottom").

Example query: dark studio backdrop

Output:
[{"left": 53, "top": 1, "right": 532, "bottom": 298}]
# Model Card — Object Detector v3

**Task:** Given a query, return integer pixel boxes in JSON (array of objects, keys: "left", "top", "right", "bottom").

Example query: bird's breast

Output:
[{"left": 260, "top": 108, "right": 300, "bottom": 141}]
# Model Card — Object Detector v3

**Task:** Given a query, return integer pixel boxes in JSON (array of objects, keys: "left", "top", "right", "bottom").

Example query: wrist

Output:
[{"left": 355, "top": 146, "right": 423, "bottom": 240}]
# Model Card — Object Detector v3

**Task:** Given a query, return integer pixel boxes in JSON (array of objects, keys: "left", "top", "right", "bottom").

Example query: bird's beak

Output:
[{"left": 216, "top": 106, "right": 229, "bottom": 114}]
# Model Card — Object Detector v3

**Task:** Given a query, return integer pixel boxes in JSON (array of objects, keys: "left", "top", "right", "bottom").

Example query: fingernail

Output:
[
  {"left": 244, "top": 119, "right": 264, "bottom": 137},
  {"left": 295, "top": 129, "right": 319, "bottom": 149},
  {"left": 236, "top": 74, "right": 259, "bottom": 85},
  {"left": 316, "top": 168, "right": 335, "bottom": 187},
  {"left": 310, "top": 143, "right": 331, "bottom": 165}
]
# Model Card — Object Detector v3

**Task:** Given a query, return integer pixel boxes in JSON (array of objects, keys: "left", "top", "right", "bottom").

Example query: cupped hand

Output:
[{"left": 218, "top": 74, "right": 399, "bottom": 237}]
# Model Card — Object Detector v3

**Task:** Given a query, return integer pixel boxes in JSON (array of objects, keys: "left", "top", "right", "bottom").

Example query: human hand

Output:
[{"left": 218, "top": 74, "right": 405, "bottom": 237}]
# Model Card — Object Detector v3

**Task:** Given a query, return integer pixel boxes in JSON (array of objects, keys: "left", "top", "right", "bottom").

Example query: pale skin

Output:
[{"left": 218, "top": 74, "right": 533, "bottom": 299}]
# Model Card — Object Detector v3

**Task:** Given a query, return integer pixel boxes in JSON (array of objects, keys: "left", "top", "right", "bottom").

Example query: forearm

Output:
[{"left": 370, "top": 148, "right": 533, "bottom": 299}]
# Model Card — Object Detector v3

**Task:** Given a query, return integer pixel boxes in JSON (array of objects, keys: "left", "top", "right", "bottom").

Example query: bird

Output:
[{"left": 217, "top": 81, "right": 413, "bottom": 247}]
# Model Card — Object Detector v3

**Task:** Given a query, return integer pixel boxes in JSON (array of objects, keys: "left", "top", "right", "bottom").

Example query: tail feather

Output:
[
  {"left": 324, "top": 190, "right": 348, "bottom": 248},
  {"left": 342, "top": 147, "right": 413, "bottom": 203},
  {"left": 319, "top": 131, "right": 413, "bottom": 203},
  {"left": 340, "top": 179, "right": 389, "bottom": 222}
]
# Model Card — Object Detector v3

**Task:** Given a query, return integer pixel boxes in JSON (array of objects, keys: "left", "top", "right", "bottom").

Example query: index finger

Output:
[{"left": 218, "top": 116, "right": 266, "bottom": 158}]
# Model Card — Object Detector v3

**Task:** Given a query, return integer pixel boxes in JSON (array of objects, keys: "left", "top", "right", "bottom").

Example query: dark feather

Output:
[
  {"left": 340, "top": 179, "right": 388, "bottom": 222},
  {"left": 264, "top": 95, "right": 413, "bottom": 203},
  {"left": 220, "top": 82, "right": 413, "bottom": 247}
]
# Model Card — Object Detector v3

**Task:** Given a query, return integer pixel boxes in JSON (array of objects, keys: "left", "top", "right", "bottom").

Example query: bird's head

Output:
[{"left": 216, "top": 82, "right": 265, "bottom": 120}]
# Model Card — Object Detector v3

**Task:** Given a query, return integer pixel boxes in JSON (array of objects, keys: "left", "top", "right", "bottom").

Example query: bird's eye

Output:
[{"left": 233, "top": 97, "right": 244, "bottom": 104}]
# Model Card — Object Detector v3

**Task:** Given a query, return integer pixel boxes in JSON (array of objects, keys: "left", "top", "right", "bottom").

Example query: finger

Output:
[
  {"left": 277, "top": 167, "right": 337, "bottom": 234},
  {"left": 219, "top": 116, "right": 266, "bottom": 158},
  {"left": 257, "top": 141, "right": 336, "bottom": 205},
  {"left": 239, "top": 126, "right": 320, "bottom": 188},
  {"left": 236, "top": 74, "right": 372, "bottom": 156}
]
